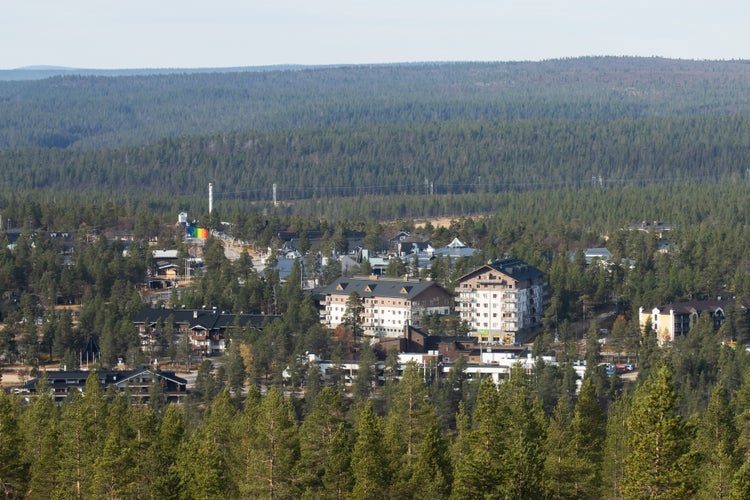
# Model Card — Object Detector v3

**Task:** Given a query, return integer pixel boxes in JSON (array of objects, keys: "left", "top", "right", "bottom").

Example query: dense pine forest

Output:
[
  {"left": 1, "top": 57, "right": 750, "bottom": 216},
  {"left": 2, "top": 58, "right": 750, "bottom": 497}
]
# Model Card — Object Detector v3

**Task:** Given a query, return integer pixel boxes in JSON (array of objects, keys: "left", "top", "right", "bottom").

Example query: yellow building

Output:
[{"left": 639, "top": 300, "right": 730, "bottom": 344}]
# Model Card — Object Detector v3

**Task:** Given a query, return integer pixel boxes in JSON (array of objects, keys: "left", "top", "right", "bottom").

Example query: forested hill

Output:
[
  {"left": 2, "top": 57, "right": 750, "bottom": 207},
  {"left": 2, "top": 57, "right": 750, "bottom": 150}
]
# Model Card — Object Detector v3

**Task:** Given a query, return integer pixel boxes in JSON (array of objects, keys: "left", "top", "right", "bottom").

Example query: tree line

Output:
[{"left": 4, "top": 347, "right": 750, "bottom": 499}]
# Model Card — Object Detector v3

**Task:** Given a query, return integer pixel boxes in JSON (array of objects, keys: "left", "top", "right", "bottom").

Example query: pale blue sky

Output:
[{"left": 1, "top": 0, "right": 747, "bottom": 69}]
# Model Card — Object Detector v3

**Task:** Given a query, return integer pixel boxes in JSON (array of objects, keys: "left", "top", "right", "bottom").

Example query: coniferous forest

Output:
[{"left": 2, "top": 58, "right": 750, "bottom": 498}]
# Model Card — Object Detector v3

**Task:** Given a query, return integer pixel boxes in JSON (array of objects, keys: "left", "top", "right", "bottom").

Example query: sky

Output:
[{"left": 1, "top": 0, "right": 747, "bottom": 69}]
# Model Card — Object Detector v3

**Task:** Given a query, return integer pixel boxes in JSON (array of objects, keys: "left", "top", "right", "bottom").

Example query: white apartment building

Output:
[
  {"left": 455, "top": 258, "right": 547, "bottom": 344},
  {"left": 318, "top": 276, "right": 452, "bottom": 337}
]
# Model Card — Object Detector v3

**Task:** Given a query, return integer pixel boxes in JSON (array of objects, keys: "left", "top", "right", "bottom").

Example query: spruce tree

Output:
[
  {"left": 322, "top": 422, "right": 354, "bottom": 499},
  {"left": 297, "top": 386, "right": 347, "bottom": 496},
  {"left": 176, "top": 390, "right": 237, "bottom": 498},
  {"left": 601, "top": 393, "right": 631, "bottom": 500},
  {"left": 383, "top": 362, "right": 436, "bottom": 497},
  {"left": 449, "top": 401, "right": 472, "bottom": 497},
  {"left": 90, "top": 393, "right": 137, "bottom": 498},
  {"left": 0, "top": 390, "right": 27, "bottom": 497},
  {"left": 692, "top": 384, "right": 739, "bottom": 499},
  {"left": 240, "top": 387, "right": 299, "bottom": 499},
  {"left": 543, "top": 398, "right": 575, "bottom": 499},
  {"left": 568, "top": 377, "right": 606, "bottom": 498},
  {"left": 55, "top": 372, "right": 107, "bottom": 499},
  {"left": 352, "top": 340, "right": 377, "bottom": 401},
  {"left": 351, "top": 400, "right": 387, "bottom": 500},
  {"left": 498, "top": 366, "right": 547, "bottom": 498},
  {"left": 409, "top": 422, "right": 452, "bottom": 499},
  {"left": 623, "top": 362, "right": 694, "bottom": 499},
  {"left": 22, "top": 373, "right": 58, "bottom": 497},
  {"left": 149, "top": 404, "right": 185, "bottom": 499}
]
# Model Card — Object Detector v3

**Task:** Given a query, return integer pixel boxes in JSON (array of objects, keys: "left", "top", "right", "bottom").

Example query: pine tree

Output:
[
  {"left": 543, "top": 398, "right": 576, "bottom": 499},
  {"left": 54, "top": 372, "right": 107, "bottom": 499},
  {"left": 128, "top": 406, "right": 158, "bottom": 500},
  {"left": 0, "top": 390, "right": 27, "bottom": 497},
  {"left": 733, "top": 367, "right": 750, "bottom": 499},
  {"left": 451, "top": 377, "right": 503, "bottom": 498},
  {"left": 322, "top": 422, "right": 354, "bottom": 499},
  {"left": 176, "top": 390, "right": 237, "bottom": 498},
  {"left": 450, "top": 401, "right": 472, "bottom": 479},
  {"left": 343, "top": 292, "right": 364, "bottom": 337},
  {"left": 351, "top": 400, "right": 387, "bottom": 500},
  {"left": 409, "top": 422, "right": 452, "bottom": 499},
  {"left": 240, "top": 387, "right": 299, "bottom": 499},
  {"left": 352, "top": 340, "right": 377, "bottom": 401},
  {"left": 693, "top": 384, "right": 739, "bottom": 499},
  {"left": 303, "top": 363, "right": 323, "bottom": 415},
  {"left": 497, "top": 365, "right": 547, "bottom": 498},
  {"left": 22, "top": 373, "right": 58, "bottom": 498},
  {"left": 623, "top": 362, "right": 694, "bottom": 499},
  {"left": 90, "top": 393, "right": 137, "bottom": 498},
  {"left": 568, "top": 377, "right": 606, "bottom": 498},
  {"left": 297, "top": 386, "right": 347, "bottom": 496},
  {"left": 601, "top": 393, "right": 631, "bottom": 500},
  {"left": 383, "top": 362, "right": 436, "bottom": 497},
  {"left": 149, "top": 404, "right": 185, "bottom": 499}
]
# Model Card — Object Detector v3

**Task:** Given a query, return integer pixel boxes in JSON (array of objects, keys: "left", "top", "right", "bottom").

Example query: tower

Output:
[{"left": 208, "top": 182, "right": 213, "bottom": 214}]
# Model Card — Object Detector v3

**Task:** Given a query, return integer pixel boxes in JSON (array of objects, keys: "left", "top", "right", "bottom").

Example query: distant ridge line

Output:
[{"left": 3, "top": 57, "right": 750, "bottom": 81}]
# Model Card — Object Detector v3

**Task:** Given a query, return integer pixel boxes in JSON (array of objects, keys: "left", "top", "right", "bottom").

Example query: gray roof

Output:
[
  {"left": 20, "top": 367, "right": 187, "bottom": 394},
  {"left": 318, "top": 276, "right": 448, "bottom": 300},
  {"left": 459, "top": 258, "right": 545, "bottom": 283},
  {"left": 653, "top": 300, "right": 737, "bottom": 315},
  {"left": 433, "top": 246, "right": 476, "bottom": 259}
]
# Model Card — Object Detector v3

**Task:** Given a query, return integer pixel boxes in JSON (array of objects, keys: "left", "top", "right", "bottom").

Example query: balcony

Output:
[{"left": 476, "top": 280, "right": 508, "bottom": 286}]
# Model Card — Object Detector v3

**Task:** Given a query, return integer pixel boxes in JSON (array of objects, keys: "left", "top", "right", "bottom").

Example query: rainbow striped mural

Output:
[{"left": 187, "top": 227, "right": 209, "bottom": 239}]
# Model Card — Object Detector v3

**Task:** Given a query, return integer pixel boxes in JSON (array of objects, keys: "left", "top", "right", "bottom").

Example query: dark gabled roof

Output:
[
  {"left": 318, "top": 276, "right": 449, "bottom": 300},
  {"left": 457, "top": 258, "right": 545, "bottom": 283},
  {"left": 424, "top": 334, "right": 478, "bottom": 351},
  {"left": 20, "top": 367, "right": 188, "bottom": 394},
  {"left": 21, "top": 369, "right": 127, "bottom": 392},
  {"left": 113, "top": 367, "right": 187, "bottom": 387},
  {"left": 133, "top": 307, "right": 272, "bottom": 330},
  {"left": 655, "top": 300, "right": 735, "bottom": 315},
  {"left": 486, "top": 258, "right": 545, "bottom": 281},
  {"left": 403, "top": 325, "right": 478, "bottom": 353}
]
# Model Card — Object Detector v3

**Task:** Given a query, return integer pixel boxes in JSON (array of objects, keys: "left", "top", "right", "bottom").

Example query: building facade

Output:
[
  {"left": 455, "top": 258, "right": 547, "bottom": 344},
  {"left": 134, "top": 307, "right": 271, "bottom": 356},
  {"left": 317, "top": 276, "right": 452, "bottom": 337},
  {"left": 18, "top": 367, "right": 188, "bottom": 403},
  {"left": 638, "top": 300, "right": 736, "bottom": 343}
]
